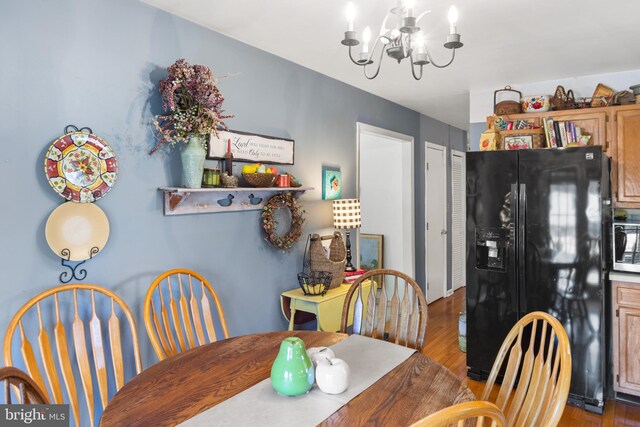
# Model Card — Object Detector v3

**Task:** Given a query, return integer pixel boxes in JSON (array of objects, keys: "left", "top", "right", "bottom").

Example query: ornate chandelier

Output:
[{"left": 340, "top": 1, "right": 463, "bottom": 80}]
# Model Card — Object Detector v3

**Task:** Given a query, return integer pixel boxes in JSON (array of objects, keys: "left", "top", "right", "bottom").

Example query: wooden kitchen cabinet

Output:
[
  {"left": 486, "top": 108, "right": 609, "bottom": 152},
  {"left": 486, "top": 103, "right": 640, "bottom": 208},
  {"left": 613, "top": 281, "right": 640, "bottom": 396},
  {"left": 614, "top": 106, "right": 640, "bottom": 207}
]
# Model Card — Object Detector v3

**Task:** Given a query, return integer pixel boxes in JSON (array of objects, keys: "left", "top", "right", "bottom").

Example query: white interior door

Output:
[
  {"left": 358, "top": 123, "right": 415, "bottom": 277},
  {"left": 426, "top": 142, "right": 447, "bottom": 303},
  {"left": 451, "top": 150, "right": 466, "bottom": 291}
]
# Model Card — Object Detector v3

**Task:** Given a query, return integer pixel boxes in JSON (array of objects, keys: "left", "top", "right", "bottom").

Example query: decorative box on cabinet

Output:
[{"left": 612, "top": 280, "right": 640, "bottom": 397}]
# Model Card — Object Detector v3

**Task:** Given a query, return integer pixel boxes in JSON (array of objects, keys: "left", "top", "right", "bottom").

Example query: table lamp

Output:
[{"left": 332, "top": 198, "right": 361, "bottom": 272}]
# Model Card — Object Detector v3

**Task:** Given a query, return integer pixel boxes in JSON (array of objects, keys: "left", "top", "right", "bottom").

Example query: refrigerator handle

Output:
[
  {"left": 510, "top": 183, "right": 519, "bottom": 316},
  {"left": 518, "top": 183, "right": 527, "bottom": 316}
]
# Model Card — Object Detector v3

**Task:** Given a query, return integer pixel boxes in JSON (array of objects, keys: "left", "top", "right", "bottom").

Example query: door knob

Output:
[{"left": 441, "top": 229, "right": 447, "bottom": 235}]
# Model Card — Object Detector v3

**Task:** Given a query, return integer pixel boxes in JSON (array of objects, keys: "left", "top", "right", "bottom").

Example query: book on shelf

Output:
[
  {"left": 344, "top": 274, "right": 364, "bottom": 283},
  {"left": 538, "top": 118, "right": 590, "bottom": 149},
  {"left": 343, "top": 269, "right": 366, "bottom": 283},
  {"left": 344, "top": 269, "right": 365, "bottom": 277},
  {"left": 570, "top": 122, "right": 578, "bottom": 143},
  {"left": 559, "top": 121, "right": 569, "bottom": 147},
  {"left": 543, "top": 118, "right": 557, "bottom": 148}
]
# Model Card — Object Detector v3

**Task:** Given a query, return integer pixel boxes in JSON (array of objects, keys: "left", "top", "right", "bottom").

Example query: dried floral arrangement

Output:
[{"left": 151, "top": 58, "right": 232, "bottom": 154}]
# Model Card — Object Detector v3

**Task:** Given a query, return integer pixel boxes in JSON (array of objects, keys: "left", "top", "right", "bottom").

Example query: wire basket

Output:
[
  {"left": 297, "top": 271, "right": 332, "bottom": 296},
  {"left": 297, "top": 234, "right": 333, "bottom": 296}
]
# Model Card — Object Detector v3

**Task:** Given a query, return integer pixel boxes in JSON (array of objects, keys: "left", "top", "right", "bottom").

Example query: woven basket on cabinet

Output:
[{"left": 309, "top": 232, "right": 346, "bottom": 289}]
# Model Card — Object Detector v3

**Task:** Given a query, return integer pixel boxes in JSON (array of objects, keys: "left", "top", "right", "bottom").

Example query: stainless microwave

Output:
[{"left": 613, "top": 222, "right": 640, "bottom": 273}]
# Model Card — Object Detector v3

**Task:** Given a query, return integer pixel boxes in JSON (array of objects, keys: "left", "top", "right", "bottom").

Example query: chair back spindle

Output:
[
  {"left": 481, "top": 311, "right": 572, "bottom": 427},
  {"left": 3, "top": 284, "right": 142, "bottom": 427},
  {"left": 1, "top": 366, "right": 49, "bottom": 405},
  {"left": 144, "top": 269, "right": 229, "bottom": 361},
  {"left": 340, "top": 269, "right": 428, "bottom": 351}
]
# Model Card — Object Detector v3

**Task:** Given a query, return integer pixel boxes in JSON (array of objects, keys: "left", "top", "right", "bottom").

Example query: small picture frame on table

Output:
[
  {"left": 503, "top": 135, "right": 533, "bottom": 150},
  {"left": 359, "top": 234, "right": 383, "bottom": 271}
]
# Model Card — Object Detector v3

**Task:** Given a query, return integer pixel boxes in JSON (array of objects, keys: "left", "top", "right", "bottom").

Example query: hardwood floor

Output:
[{"left": 422, "top": 288, "right": 640, "bottom": 426}]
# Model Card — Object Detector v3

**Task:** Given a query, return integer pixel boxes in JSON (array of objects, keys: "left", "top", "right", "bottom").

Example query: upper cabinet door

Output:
[{"left": 616, "top": 108, "right": 640, "bottom": 206}]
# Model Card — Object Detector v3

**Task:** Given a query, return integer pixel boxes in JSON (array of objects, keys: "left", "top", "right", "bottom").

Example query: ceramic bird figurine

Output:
[{"left": 217, "top": 194, "right": 234, "bottom": 207}]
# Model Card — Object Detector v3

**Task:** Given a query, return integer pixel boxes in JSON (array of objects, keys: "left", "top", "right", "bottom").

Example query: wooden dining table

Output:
[{"left": 100, "top": 331, "right": 475, "bottom": 426}]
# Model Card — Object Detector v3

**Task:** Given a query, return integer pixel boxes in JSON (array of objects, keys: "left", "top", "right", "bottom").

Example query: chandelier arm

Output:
[
  {"left": 410, "top": 59, "right": 424, "bottom": 80},
  {"left": 348, "top": 45, "right": 364, "bottom": 66},
  {"left": 363, "top": 47, "right": 385, "bottom": 80},
  {"left": 426, "top": 48, "right": 456, "bottom": 68}
]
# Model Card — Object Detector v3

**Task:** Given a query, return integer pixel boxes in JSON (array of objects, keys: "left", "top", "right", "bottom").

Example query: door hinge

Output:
[
  {"left": 426, "top": 222, "right": 429, "bottom": 230},
  {"left": 426, "top": 163, "right": 429, "bottom": 171},
  {"left": 617, "top": 374, "right": 620, "bottom": 383},
  {"left": 427, "top": 282, "right": 430, "bottom": 289},
  {"left": 616, "top": 309, "right": 619, "bottom": 317}
]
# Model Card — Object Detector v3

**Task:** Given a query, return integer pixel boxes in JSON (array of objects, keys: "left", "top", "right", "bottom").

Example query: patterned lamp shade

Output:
[{"left": 333, "top": 199, "right": 361, "bottom": 230}]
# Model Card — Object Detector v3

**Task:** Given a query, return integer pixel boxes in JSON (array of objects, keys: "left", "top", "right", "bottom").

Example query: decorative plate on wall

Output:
[
  {"left": 44, "top": 127, "right": 118, "bottom": 202},
  {"left": 45, "top": 202, "right": 110, "bottom": 261}
]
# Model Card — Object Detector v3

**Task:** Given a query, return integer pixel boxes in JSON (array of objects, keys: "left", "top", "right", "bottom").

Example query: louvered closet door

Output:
[{"left": 451, "top": 150, "right": 466, "bottom": 290}]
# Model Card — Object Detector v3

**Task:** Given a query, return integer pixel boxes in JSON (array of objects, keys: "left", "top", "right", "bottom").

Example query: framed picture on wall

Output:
[
  {"left": 322, "top": 166, "right": 342, "bottom": 200},
  {"left": 207, "top": 129, "right": 295, "bottom": 164},
  {"left": 359, "top": 233, "right": 383, "bottom": 271}
]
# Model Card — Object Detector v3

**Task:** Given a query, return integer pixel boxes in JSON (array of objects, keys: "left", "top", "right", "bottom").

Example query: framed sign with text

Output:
[{"left": 207, "top": 130, "right": 295, "bottom": 165}]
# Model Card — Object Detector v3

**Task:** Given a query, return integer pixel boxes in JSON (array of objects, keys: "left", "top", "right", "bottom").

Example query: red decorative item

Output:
[{"left": 276, "top": 174, "right": 290, "bottom": 187}]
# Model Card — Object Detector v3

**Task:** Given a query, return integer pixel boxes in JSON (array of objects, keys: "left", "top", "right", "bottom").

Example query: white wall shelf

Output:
[{"left": 158, "top": 186, "right": 313, "bottom": 215}]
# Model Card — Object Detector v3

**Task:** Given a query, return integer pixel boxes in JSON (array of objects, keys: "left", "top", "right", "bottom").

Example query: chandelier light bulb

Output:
[
  {"left": 390, "top": 28, "right": 401, "bottom": 39},
  {"left": 404, "top": 0, "right": 415, "bottom": 17},
  {"left": 362, "top": 26, "right": 372, "bottom": 53},
  {"left": 346, "top": 2, "right": 356, "bottom": 32},
  {"left": 448, "top": 5, "right": 458, "bottom": 34},
  {"left": 414, "top": 31, "right": 426, "bottom": 53}
]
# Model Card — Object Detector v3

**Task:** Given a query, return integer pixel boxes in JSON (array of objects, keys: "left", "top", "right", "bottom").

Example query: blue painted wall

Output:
[
  {"left": 0, "top": 0, "right": 466, "bottom": 380},
  {"left": 469, "top": 122, "right": 485, "bottom": 151}
]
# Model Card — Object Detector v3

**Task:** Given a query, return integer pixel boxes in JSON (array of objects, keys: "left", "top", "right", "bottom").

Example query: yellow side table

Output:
[{"left": 280, "top": 281, "right": 372, "bottom": 332}]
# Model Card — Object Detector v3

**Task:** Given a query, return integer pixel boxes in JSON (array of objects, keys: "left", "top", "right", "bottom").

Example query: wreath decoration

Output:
[{"left": 262, "top": 193, "right": 306, "bottom": 251}]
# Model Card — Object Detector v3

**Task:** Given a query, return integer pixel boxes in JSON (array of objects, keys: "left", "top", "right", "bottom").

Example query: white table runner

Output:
[{"left": 178, "top": 334, "right": 416, "bottom": 427}]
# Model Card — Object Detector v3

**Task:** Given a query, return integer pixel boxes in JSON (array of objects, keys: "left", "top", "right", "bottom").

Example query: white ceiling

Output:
[{"left": 143, "top": 0, "right": 640, "bottom": 130}]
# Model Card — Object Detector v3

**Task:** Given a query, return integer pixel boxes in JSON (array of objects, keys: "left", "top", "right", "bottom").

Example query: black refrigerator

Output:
[{"left": 466, "top": 146, "right": 610, "bottom": 414}]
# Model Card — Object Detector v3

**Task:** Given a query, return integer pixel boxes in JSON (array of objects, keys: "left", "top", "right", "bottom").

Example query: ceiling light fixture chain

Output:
[{"left": 341, "top": 1, "right": 463, "bottom": 81}]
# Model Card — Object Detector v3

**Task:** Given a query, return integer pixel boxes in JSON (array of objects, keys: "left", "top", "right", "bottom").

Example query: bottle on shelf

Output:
[{"left": 224, "top": 138, "right": 233, "bottom": 176}]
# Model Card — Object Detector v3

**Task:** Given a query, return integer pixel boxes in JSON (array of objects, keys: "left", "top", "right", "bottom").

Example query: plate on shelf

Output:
[
  {"left": 44, "top": 131, "right": 118, "bottom": 202},
  {"left": 45, "top": 202, "right": 110, "bottom": 261}
]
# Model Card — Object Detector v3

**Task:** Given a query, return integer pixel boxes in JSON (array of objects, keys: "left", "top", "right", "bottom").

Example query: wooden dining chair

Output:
[
  {"left": 1, "top": 366, "right": 49, "bottom": 404},
  {"left": 410, "top": 401, "right": 506, "bottom": 427},
  {"left": 143, "top": 268, "right": 230, "bottom": 361},
  {"left": 340, "top": 269, "right": 428, "bottom": 351},
  {"left": 481, "top": 311, "right": 572, "bottom": 427},
  {"left": 3, "top": 284, "right": 142, "bottom": 427}
]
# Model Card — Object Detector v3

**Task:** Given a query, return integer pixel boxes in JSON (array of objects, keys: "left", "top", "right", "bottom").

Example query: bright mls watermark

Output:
[{"left": 0, "top": 405, "right": 68, "bottom": 426}]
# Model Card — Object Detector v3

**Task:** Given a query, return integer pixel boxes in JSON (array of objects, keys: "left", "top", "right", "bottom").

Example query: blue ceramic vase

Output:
[
  {"left": 181, "top": 135, "right": 206, "bottom": 188},
  {"left": 270, "top": 337, "right": 314, "bottom": 396}
]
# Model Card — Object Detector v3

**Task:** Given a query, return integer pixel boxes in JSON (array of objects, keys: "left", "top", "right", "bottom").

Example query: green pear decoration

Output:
[{"left": 270, "top": 337, "right": 315, "bottom": 396}]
